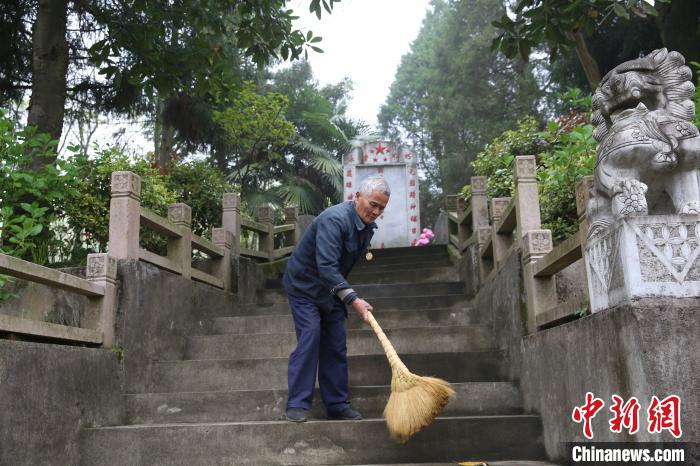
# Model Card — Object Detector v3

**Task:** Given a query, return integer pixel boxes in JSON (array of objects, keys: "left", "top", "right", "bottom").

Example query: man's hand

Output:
[{"left": 351, "top": 298, "right": 372, "bottom": 322}]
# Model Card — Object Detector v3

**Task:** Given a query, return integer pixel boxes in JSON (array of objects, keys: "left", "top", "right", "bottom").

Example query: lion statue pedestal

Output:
[{"left": 585, "top": 49, "right": 700, "bottom": 312}]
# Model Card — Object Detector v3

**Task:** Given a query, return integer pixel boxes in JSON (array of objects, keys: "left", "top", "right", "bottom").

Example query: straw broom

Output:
[{"left": 366, "top": 311, "right": 455, "bottom": 443}]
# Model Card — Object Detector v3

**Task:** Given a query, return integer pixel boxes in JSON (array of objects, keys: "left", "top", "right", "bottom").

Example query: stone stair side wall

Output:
[
  {"left": 115, "top": 260, "right": 240, "bottom": 394},
  {"left": 0, "top": 340, "right": 124, "bottom": 466},
  {"left": 457, "top": 236, "right": 699, "bottom": 462}
]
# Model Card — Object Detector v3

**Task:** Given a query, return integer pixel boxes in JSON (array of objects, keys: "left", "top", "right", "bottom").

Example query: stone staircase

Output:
[{"left": 79, "top": 245, "right": 551, "bottom": 465}]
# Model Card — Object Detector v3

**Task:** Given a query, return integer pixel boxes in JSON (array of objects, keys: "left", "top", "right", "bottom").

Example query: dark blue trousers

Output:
[{"left": 286, "top": 294, "right": 350, "bottom": 414}]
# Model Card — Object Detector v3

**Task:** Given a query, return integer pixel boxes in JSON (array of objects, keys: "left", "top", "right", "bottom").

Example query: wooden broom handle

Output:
[{"left": 366, "top": 311, "right": 408, "bottom": 373}]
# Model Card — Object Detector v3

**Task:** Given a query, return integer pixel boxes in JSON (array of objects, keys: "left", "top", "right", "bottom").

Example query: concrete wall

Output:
[
  {"left": 0, "top": 273, "right": 86, "bottom": 326},
  {"left": 0, "top": 340, "right": 124, "bottom": 466},
  {"left": 115, "top": 260, "right": 239, "bottom": 393},
  {"left": 469, "top": 245, "right": 699, "bottom": 462},
  {"left": 520, "top": 300, "right": 699, "bottom": 460}
]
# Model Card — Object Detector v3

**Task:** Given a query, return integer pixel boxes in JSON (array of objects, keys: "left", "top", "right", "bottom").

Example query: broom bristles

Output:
[
  {"left": 383, "top": 369, "right": 455, "bottom": 443},
  {"left": 366, "top": 311, "right": 455, "bottom": 442}
]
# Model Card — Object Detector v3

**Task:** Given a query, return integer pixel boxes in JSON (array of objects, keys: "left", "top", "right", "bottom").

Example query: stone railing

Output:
[
  {"left": 447, "top": 155, "right": 593, "bottom": 332},
  {"left": 109, "top": 171, "right": 300, "bottom": 289},
  {"left": 0, "top": 252, "right": 117, "bottom": 346}
]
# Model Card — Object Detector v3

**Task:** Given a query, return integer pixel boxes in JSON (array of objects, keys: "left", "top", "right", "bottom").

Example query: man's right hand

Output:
[{"left": 351, "top": 298, "right": 372, "bottom": 322}]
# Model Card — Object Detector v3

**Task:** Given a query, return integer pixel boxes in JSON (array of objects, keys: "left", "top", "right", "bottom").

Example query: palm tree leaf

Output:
[{"left": 276, "top": 177, "right": 323, "bottom": 213}]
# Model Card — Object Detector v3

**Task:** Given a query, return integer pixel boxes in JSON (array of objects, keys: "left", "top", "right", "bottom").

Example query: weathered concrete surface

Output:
[
  {"left": 115, "top": 260, "right": 238, "bottom": 393},
  {"left": 0, "top": 340, "right": 124, "bottom": 466},
  {"left": 185, "top": 324, "right": 493, "bottom": 359},
  {"left": 80, "top": 415, "right": 545, "bottom": 465},
  {"left": 236, "top": 256, "right": 266, "bottom": 303},
  {"left": 0, "top": 275, "right": 86, "bottom": 326},
  {"left": 520, "top": 300, "right": 699, "bottom": 461},
  {"left": 452, "top": 242, "right": 482, "bottom": 299},
  {"left": 125, "top": 382, "right": 523, "bottom": 424},
  {"left": 433, "top": 210, "right": 449, "bottom": 244},
  {"left": 148, "top": 351, "right": 508, "bottom": 393},
  {"left": 469, "top": 241, "right": 698, "bottom": 463},
  {"left": 211, "top": 307, "right": 476, "bottom": 334}
]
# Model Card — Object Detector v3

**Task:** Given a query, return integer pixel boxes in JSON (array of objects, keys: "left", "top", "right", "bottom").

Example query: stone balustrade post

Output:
[
  {"left": 491, "top": 197, "right": 513, "bottom": 266},
  {"left": 85, "top": 253, "right": 118, "bottom": 347},
  {"left": 522, "top": 230, "right": 557, "bottom": 333},
  {"left": 168, "top": 203, "right": 192, "bottom": 279},
  {"left": 108, "top": 171, "right": 141, "bottom": 259},
  {"left": 512, "top": 156, "right": 557, "bottom": 333},
  {"left": 513, "top": 156, "right": 542, "bottom": 238},
  {"left": 284, "top": 206, "right": 301, "bottom": 245},
  {"left": 222, "top": 193, "right": 241, "bottom": 257},
  {"left": 456, "top": 197, "right": 470, "bottom": 245},
  {"left": 470, "top": 176, "right": 488, "bottom": 228},
  {"left": 257, "top": 206, "right": 275, "bottom": 260},
  {"left": 212, "top": 228, "right": 233, "bottom": 291}
]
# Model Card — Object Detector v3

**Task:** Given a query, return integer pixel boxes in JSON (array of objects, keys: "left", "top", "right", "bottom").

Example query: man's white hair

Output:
[{"left": 359, "top": 174, "right": 391, "bottom": 196}]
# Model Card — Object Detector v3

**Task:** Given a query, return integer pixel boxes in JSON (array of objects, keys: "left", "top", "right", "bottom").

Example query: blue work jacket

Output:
[{"left": 282, "top": 201, "right": 376, "bottom": 313}]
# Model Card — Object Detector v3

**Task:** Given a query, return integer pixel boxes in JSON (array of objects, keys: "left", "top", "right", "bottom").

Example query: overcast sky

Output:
[{"left": 288, "top": 0, "right": 432, "bottom": 128}]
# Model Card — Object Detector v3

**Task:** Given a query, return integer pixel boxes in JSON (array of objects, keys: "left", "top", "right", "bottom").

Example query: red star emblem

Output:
[{"left": 375, "top": 143, "right": 387, "bottom": 155}]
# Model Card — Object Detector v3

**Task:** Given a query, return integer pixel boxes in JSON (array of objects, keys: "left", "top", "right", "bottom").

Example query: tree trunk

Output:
[
  {"left": 157, "top": 121, "right": 175, "bottom": 174},
  {"left": 567, "top": 31, "right": 601, "bottom": 92},
  {"left": 26, "top": 0, "right": 69, "bottom": 169},
  {"left": 656, "top": 0, "right": 700, "bottom": 79}
]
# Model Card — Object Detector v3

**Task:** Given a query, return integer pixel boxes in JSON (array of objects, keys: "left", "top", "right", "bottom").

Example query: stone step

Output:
[
  {"left": 79, "top": 415, "right": 545, "bottom": 465},
  {"left": 185, "top": 325, "right": 492, "bottom": 360},
  {"left": 148, "top": 351, "right": 507, "bottom": 393},
  {"left": 261, "top": 282, "right": 465, "bottom": 303},
  {"left": 211, "top": 307, "right": 476, "bottom": 334},
  {"left": 349, "top": 266, "right": 457, "bottom": 284},
  {"left": 352, "top": 257, "right": 453, "bottom": 271},
  {"left": 125, "top": 382, "right": 523, "bottom": 424},
  {"left": 265, "top": 264, "right": 457, "bottom": 287},
  {"left": 354, "top": 254, "right": 451, "bottom": 267},
  {"left": 238, "top": 294, "right": 469, "bottom": 316},
  {"left": 365, "top": 245, "right": 448, "bottom": 258}
]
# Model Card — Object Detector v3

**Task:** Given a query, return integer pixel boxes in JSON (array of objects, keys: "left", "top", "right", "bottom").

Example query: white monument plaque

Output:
[{"left": 343, "top": 139, "right": 420, "bottom": 248}]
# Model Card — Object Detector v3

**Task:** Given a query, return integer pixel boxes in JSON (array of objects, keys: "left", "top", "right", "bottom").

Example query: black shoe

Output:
[
  {"left": 285, "top": 408, "right": 308, "bottom": 423},
  {"left": 327, "top": 407, "right": 363, "bottom": 420}
]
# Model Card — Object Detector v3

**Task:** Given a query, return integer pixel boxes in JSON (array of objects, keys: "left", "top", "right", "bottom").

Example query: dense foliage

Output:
[
  {"left": 466, "top": 91, "right": 596, "bottom": 241},
  {"left": 0, "top": 110, "right": 236, "bottom": 267},
  {"left": 379, "top": 0, "right": 540, "bottom": 225}
]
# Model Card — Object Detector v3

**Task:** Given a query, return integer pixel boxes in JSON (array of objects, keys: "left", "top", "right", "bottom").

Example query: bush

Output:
[
  {"left": 470, "top": 117, "right": 549, "bottom": 200},
  {"left": 0, "top": 111, "right": 80, "bottom": 263},
  {"left": 538, "top": 122, "right": 596, "bottom": 240},
  {"left": 62, "top": 146, "right": 178, "bottom": 263},
  {"left": 465, "top": 89, "right": 596, "bottom": 241},
  {"left": 63, "top": 149, "right": 236, "bottom": 263},
  {"left": 166, "top": 160, "right": 232, "bottom": 237}
]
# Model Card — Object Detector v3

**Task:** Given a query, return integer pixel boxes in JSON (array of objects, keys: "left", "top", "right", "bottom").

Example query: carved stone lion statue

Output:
[{"left": 587, "top": 48, "right": 700, "bottom": 236}]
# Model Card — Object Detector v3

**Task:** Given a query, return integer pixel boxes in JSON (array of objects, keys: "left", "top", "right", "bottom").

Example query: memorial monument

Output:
[
  {"left": 343, "top": 138, "right": 420, "bottom": 248},
  {"left": 585, "top": 48, "right": 700, "bottom": 312}
]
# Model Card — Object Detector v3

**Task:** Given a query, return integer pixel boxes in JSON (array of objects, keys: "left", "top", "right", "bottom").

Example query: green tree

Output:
[
  {"left": 492, "top": 0, "right": 698, "bottom": 90},
  {"left": 379, "top": 0, "right": 540, "bottom": 224},
  {"left": 213, "top": 81, "right": 297, "bottom": 194},
  {"left": 0, "top": 0, "right": 340, "bottom": 172}
]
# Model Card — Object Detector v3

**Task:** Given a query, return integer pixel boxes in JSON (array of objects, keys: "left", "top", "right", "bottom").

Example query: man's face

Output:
[{"left": 354, "top": 190, "right": 389, "bottom": 224}]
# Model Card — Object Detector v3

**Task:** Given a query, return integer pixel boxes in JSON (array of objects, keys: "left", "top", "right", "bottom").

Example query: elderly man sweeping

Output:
[{"left": 283, "top": 174, "right": 390, "bottom": 423}]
